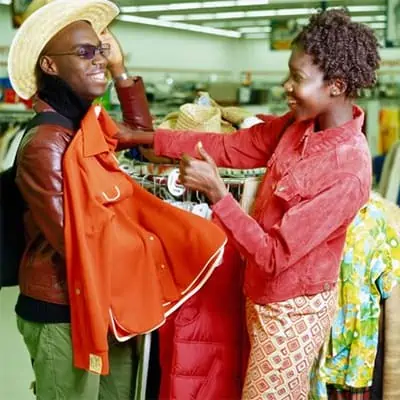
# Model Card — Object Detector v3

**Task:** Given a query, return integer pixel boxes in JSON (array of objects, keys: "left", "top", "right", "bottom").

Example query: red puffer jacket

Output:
[{"left": 158, "top": 239, "right": 249, "bottom": 400}]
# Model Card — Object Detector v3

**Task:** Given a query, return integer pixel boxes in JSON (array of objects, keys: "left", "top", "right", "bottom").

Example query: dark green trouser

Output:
[{"left": 17, "top": 316, "right": 136, "bottom": 400}]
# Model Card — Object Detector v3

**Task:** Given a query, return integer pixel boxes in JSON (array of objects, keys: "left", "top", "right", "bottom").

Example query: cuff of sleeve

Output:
[
  {"left": 212, "top": 193, "right": 239, "bottom": 218},
  {"left": 115, "top": 76, "right": 144, "bottom": 100},
  {"left": 154, "top": 129, "right": 173, "bottom": 157},
  {"left": 116, "top": 77, "right": 153, "bottom": 131}
]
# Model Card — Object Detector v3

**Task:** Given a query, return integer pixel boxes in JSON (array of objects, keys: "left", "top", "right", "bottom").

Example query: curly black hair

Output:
[{"left": 292, "top": 8, "right": 380, "bottom": 97}]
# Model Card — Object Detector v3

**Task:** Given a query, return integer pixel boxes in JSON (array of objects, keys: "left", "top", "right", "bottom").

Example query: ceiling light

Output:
[
  {"left": 215, "top": 12, "right": 246, "bottom": 19},
  {"left": 203, "top": 20, "right": 269, "bottom": 28},
  {"left": 186, "top": 13, "right": 215, "bottom": 20},
  {"left": 168, "top": 2, "right": 202, "bottom": 10},
  {"left": 117, "top": 15, "right": 241, "bottom": 38},
  {"left": 121, "top": 0, "right": 269, "bottom": 13},
  {"left": 269, "top": 8, "right": 312, "bottom": 16},
  {"left": 238, "top": 26, "right": 271, "bottom": 33},
  {"left": 244, "top": 33, "right": 269, "bottom": 39},
  {"left": 159, "top": 15, "right": 187, "bottom": 21},
  {"left": 351, "top": 15, "right": 386, "bottom": 22},
  {"left": 368, "top": 22, "right": 387, "bottom": 29},
  {"left": 160, "top": 8, "right": 315, "bottom": 21},
  {"left": 347, "top": 6, "right": 385, "bottom": 13}
]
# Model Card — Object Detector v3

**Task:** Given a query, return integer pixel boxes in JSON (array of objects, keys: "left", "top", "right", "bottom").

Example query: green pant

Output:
[{"left": 17, "top": 316, "right": 136, "bottom": 400}]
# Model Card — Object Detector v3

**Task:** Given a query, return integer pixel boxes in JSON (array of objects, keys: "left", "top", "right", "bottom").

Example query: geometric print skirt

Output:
[{"left": 242, "top": 288, "right": 337, "bottom": 400}]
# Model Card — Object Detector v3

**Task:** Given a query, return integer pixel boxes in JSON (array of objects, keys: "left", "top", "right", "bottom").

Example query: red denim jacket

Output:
[{"left": 154, "top": 106, "right": 372, "bottom": 303}]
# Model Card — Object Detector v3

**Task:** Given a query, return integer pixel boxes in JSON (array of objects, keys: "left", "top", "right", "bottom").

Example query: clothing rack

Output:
[
  {"left": 117, "top": 154, "right": 266, "bottom": 204},
  {"left": 0, "top": 109, "right": 35, "bottom": 123},
  {"left": 116, "top": 155, "right": 267, "bottom": 400},
  {"left": 0, "top": 111, "right": 35, "bottom": 172},
  {"left": 0, "top": 108, "right": 122, "bottom": 122}
]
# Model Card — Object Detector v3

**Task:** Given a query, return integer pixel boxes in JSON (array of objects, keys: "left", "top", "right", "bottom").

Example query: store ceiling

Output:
[{"left": 112, "top": 0, "right": 388, "bottom": 39}]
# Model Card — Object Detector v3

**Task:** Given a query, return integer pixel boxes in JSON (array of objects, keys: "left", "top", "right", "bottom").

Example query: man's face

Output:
[{"left": 40, "top": 21, "right": 108, "bottom": 101}]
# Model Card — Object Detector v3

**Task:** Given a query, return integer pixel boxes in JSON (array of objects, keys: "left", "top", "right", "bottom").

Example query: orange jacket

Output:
[{"left": 63, "top": 105, "right": 226, "bottom": 374}]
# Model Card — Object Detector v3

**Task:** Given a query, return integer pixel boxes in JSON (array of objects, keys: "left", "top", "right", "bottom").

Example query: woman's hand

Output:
[
  {"left": 179, "top": 142, "right": 228, "bottom": 204},
  {"left": 100, "top": 28, "right": 126, "bottom": 78}
]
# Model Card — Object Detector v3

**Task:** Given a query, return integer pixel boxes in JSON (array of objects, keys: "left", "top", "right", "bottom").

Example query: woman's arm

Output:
[{"left": 152, "top": 112, "right": 292, "bottom": 169}]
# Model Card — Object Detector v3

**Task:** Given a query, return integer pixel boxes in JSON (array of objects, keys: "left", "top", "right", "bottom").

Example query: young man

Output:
[{"left": 9, "top": 1, "right": 226, "bottom": 398}]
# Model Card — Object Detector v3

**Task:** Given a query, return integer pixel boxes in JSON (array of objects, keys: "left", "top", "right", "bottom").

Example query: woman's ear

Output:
[
  {"left": 39, "top": 55, "right": 58, "bottom": 76},
  {"left": 330, "top": 78, "right": 347, "bottom": 97}
]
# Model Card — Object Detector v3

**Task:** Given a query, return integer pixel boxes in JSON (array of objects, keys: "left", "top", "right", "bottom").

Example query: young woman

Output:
[{"left": 129, "top": 9, "right": 380, "bottom": 398}]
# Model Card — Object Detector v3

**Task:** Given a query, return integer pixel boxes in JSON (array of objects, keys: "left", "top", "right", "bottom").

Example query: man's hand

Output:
[{"left": 100, "top": 28, "right": 126, "bottom": 78}]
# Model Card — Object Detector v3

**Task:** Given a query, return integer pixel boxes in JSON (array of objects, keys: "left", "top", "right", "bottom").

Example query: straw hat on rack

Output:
[
  {"left": 8, "top": 0, "right": 119, "bottom": 100},
  {"left": 158, "top": 104, "right": 236, "bottom": 134},
  {"left": 139, "top": 101, "right": 236, "bottom": 164}
]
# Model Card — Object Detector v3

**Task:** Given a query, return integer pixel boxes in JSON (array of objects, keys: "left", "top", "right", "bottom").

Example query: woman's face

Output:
[
  {"left": 39, "top": 21, "right": 109, "bottom": 101},
  {"left": 283, "top": 46, "right": 334, "bottom": 122}
]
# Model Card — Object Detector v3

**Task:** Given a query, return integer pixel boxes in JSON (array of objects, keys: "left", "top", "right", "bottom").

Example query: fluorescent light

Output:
[
  {"left": 368, "top": 22, "right": 386, "bottom": 29},
  {"left": 169, "top": 2, "right": 202, "bottom": 10},
  {"left": 237, "top": 0, "right": 269, "bottom": 4},
  {"left": 186, "top": 13, "right": 216, "bottom": 20},
  {"left": 244, "top": 33, "right": 269, "bottom": 39},
  {"left": 238, "top": 26, "right": 271, "bottom": 33},
  {"left": 160, "top": 8, "right": 314, "bottom": 21},
  {"left": 267, "top": 8, "right": 312, "bottom": 16},
  {"left": 117, "top": 14, "right": 241, "bottom": 38},
  {"left": 351, "top": 15, "right": 386, "bottom": 22},
  {"left": 347, "top": 6, "right": 385, "bottom": 13},
  {"left": 200, "top": 1, "right": 236, "bottom": 7},
  {"left": 215, "top": 12, "right": 246, "bottom": 19},
  {"left": 121, "top": 1, "right": 269, "bottom": 13},
  {"left": 160, "top": 15, "right": 187, "bottom": 21}
]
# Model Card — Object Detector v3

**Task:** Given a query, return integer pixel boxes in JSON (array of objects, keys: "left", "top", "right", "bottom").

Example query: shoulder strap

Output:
[
  {"left": 10, "top": 112, "right": 75, "bottom": 172},
  {"left": 25, "top": 111, "right": 75, "bottom": 132}
]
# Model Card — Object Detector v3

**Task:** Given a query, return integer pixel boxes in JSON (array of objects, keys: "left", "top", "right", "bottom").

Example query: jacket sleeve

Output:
[
  {"left": 115, "top": 77, "right": 153, "bottom": 150},
  {"left": 212, "top": 174, "right": 365, "bottom": 278},
  {"left": 15, "top": 130, "right": 66, "bottom": 256},
  {"left": 154, "top": 113, "right": 292, "bottom": 169}
]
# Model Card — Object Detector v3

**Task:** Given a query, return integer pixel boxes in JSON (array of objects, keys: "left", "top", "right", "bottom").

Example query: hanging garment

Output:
[
  {"left": 158, "top": 238, "right": 248, "bottom": 400},
  {"left": 379, "top": 140, "right": 400, "bottom": 205},
  {"left": 0, "top": 124, "right": 20, "bottom": 171},
  {"left": 310, "top": 193, "right": 400, "bottom": 399},
  {"left": 1, "top": 127, "right": 25, "bottom": 171},
  {"left": 327, "top": 386, "right": 371, "bottom": 400},
  {"left": 383, "top": 284, "right": 400, "bottom": 400},
  {"left": 381, "top": 194, "right": 400, "bottom": 400},
  {"left": 62, "top": 105, "right": 227, "bottom": 375}
]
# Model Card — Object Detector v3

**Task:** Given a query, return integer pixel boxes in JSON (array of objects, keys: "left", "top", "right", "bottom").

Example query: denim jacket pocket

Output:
[{"left": 273, "top": 173, "right": 302, "bottom": 207}]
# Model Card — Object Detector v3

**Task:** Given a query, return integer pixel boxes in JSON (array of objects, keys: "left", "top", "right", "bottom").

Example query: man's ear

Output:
[
  {"left": 39, "top": 55, "right": 58, "bottom": 76},
  {"left": 330, "top": 78, "right": 347, "bottom": 97}
]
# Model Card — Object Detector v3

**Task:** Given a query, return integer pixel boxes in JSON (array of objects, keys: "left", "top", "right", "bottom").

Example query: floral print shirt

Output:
[{"left": 310, "top": 193, "right": 400, "bottom": 398}]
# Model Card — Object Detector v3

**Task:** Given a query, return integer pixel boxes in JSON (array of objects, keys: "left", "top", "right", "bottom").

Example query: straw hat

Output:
[
  {"left": 8, "top": 0, "right": 119, "bottom": 100},
  {"left": 158, "top": 104, "right": 222, "bottom": 133}
]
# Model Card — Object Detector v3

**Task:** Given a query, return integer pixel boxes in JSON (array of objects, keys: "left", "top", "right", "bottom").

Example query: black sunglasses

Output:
[{"left": 46, "top": 43, "right": 111, "bottom": 60}]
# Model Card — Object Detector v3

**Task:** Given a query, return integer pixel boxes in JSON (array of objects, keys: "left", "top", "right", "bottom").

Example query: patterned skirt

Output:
[{"left": 242, "top": 289, "right": 337, "bottom": 400}]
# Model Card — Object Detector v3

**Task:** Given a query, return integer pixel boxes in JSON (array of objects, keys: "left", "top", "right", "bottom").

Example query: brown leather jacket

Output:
[{"left": 16, "top": 77, "right": 153, "bottom": 306}]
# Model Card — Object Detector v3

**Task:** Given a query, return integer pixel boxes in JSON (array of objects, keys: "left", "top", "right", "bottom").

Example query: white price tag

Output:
[{"left": 167, "top": 169, "right": 185, "bottom": 197}]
